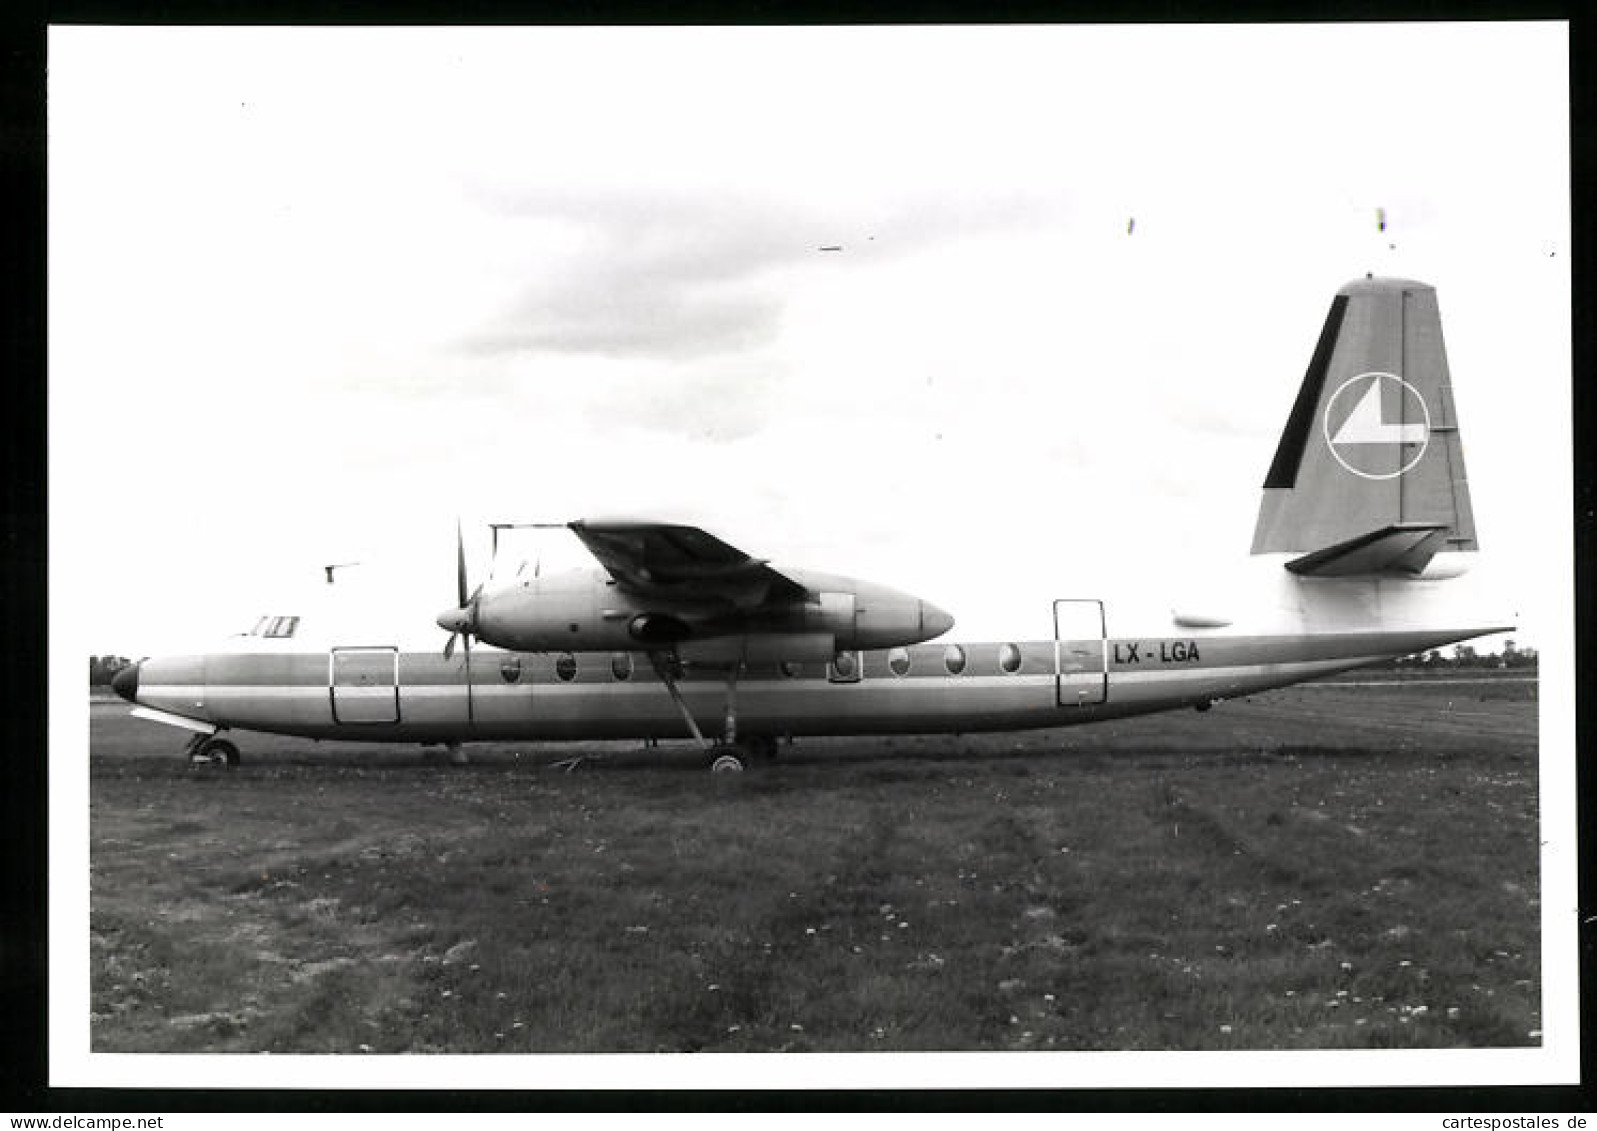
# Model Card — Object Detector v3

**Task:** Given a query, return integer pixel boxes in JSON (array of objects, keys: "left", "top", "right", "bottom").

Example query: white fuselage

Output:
[{"left": 122, "top": 555, "right": 1505, "bottom": 747}]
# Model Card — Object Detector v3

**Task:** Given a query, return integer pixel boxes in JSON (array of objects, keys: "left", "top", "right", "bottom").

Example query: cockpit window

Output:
[{"left": 260, "top": 616, "right": 300, "bottom": 638}]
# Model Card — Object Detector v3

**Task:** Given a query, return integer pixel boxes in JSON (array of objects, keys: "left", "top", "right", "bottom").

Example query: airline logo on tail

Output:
[{"left": 1322, "top": 372, "right": 1431, "bottom": 480}]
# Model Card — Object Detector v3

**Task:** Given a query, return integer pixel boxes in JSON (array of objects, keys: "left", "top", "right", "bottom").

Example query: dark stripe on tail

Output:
[{"left": 1263, "top": 294, "right": 1348, "bottom": 489}]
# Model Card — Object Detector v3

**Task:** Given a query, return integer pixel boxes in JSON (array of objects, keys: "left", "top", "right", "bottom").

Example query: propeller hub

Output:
[{"left": 437, "top": 606, "right": 474, "bottom": 634}]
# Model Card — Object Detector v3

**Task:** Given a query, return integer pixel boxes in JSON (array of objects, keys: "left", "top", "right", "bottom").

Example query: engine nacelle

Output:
[
  {"left": 790, "top": 576, "right": 955, "bottom": 650},
  {"left": 472, "top": 569, "right": 651, "bottom": 652},
  {"left": 467, "top": 566, "right": 955, "bottom": 655},
  {"left": 800, "top": 592, "right": 857, "bottom": 638}
]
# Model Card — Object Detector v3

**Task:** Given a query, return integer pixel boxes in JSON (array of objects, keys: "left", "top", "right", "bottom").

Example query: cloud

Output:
[
  {"left": 464, "top": 276, "right": 783, "bottom": 362},
  {"left": 452, "top": 182, "right": 1069, "bottom": 363},
  {"left": 451, "top": 187, "right": 794, "bottom": 362}
]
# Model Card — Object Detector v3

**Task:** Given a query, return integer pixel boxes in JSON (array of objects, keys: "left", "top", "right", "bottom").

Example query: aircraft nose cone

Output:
[
  {"left": 920, "top": 600, "right": 955, "bottom": 639},
  {"left": 110, "top": 660, "right": 140, "bottom": 703}
]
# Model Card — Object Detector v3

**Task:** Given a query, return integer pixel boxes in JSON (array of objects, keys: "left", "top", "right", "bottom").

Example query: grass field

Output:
[{"left": 88, "top": 675, "right": 1540, "bottom": 1054}]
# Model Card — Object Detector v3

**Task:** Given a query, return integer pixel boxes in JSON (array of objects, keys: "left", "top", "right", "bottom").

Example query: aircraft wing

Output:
[{"left": 568, "top": 520, "right": 811, "bottom": 607}]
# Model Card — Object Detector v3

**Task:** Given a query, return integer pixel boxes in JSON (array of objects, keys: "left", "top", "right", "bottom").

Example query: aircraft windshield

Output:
[{"left": 245, "top": 615, "right": 301, "bottom": 639}]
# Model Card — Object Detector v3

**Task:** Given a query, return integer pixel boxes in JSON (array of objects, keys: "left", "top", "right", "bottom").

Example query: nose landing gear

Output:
[{"left": 183, "top": 732, "right": 240, "bottom": 768}]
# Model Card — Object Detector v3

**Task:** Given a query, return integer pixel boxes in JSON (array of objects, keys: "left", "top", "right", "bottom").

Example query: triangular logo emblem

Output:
[
  {"left": 1331, "top": 381, "right": 1427, "bottom": 445},
  {"left": 1321, "top": 372, "right": 1432, "bottom": 480}
]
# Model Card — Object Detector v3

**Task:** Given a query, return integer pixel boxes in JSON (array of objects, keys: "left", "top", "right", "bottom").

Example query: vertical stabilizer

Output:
[{"left": 1251, "top": 277, "right": 1477, "bottom": 570}]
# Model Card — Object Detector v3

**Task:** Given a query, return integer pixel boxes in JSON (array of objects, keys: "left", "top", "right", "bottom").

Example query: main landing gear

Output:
[
  {"left": 183, "top": 732, "right": 240, "bottom": 768},
  {"left": 706, "top": 735, "right": 779, "bottom": 773},
  {"left": 647, "top": 651, "right": 779, "bottom": 773}
]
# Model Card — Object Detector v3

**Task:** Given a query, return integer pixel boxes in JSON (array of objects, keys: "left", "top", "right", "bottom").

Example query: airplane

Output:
[{"left": 110, "top": 276, "right": 1510, "bottom": 772}]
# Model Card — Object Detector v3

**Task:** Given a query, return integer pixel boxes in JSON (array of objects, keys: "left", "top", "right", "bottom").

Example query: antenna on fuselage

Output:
[{"left": 322, "top": 562, "right": 361, "bottom": 584}]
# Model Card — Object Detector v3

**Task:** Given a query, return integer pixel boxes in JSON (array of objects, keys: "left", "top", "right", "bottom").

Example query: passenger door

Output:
[{"left": 1053, "top": 599, "right": 1107, "bottom": 706}]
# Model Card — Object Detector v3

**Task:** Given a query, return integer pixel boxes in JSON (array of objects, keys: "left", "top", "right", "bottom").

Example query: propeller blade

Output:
[
  {"left": 442, "top": 521, "right": 483, "bottom": 660},
  {"left": 464, "top": 584, "right": 482, "bottom": 653}
]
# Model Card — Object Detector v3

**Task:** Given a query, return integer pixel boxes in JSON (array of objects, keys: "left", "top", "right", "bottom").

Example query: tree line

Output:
[
  {"left": 1380, "top": 640, "right": 1537, "bottom": 670},
  {"left": 89, "top": 656, "right": 133, "bottom": 686}
]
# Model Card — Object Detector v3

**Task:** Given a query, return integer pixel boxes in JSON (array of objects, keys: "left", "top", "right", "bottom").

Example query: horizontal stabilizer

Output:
[{"left": 1284, "top": 523, "right": 1449, "bottom": 578}]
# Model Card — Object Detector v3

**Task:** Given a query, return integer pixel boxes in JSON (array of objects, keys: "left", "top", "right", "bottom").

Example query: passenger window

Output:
[
  {"left": 831, "top": 651, "right": 857, "bottom": 679},
  {"left": 611, "top": 653, "right": 633, "bottom": 681},
  {"left": 888, "top": 647, "right": 911, "bottom": 677},
  {"left": 998, "top": 642, "right": 1022, "bottom": 674},
  {"left": 944, "top": 644, "right": 967, "bottom": 675},
  {"left": 555, "top": 652, "right": 578, "bottom": 682},
  {"left": 500, "top": 656, "right": 522, "bottom": 683},
  {"left": 780, "top": 660, "right": 801, "bottom": 678}
]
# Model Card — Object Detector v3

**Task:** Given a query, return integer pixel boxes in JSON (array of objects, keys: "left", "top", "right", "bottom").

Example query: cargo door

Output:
[
  {"left": 1053, "top": 599, "right": 1107, "bottom": 706},
  {"left": 330, "top": 646, "right": 400, "bottom": 724}
]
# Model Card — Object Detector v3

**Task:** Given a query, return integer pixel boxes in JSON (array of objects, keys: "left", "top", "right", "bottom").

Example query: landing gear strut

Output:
[
  {"left": 649, "top": 652, "right": 769, "bottom": 773},
  {"left": 184, "top": 732, "right": 240, "bottom": 768},
  {"left": 648, "top": 651, "right": 709, "bottom": 745}
]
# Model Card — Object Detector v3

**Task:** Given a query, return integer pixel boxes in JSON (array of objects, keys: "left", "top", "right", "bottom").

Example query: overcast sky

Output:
[{"left": 49, "top": 23, "right": 1570, "bottom": 657}]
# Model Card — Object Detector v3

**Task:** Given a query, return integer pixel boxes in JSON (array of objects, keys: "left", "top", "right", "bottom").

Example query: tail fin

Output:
[{"left": 1251, "top": 277, "right": 1477, "bottom": 577}]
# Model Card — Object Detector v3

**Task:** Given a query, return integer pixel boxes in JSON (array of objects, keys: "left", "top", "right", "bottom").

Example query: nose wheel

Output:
[{"left": 183, "top": 733, "right": 240, "bottom": 768}]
